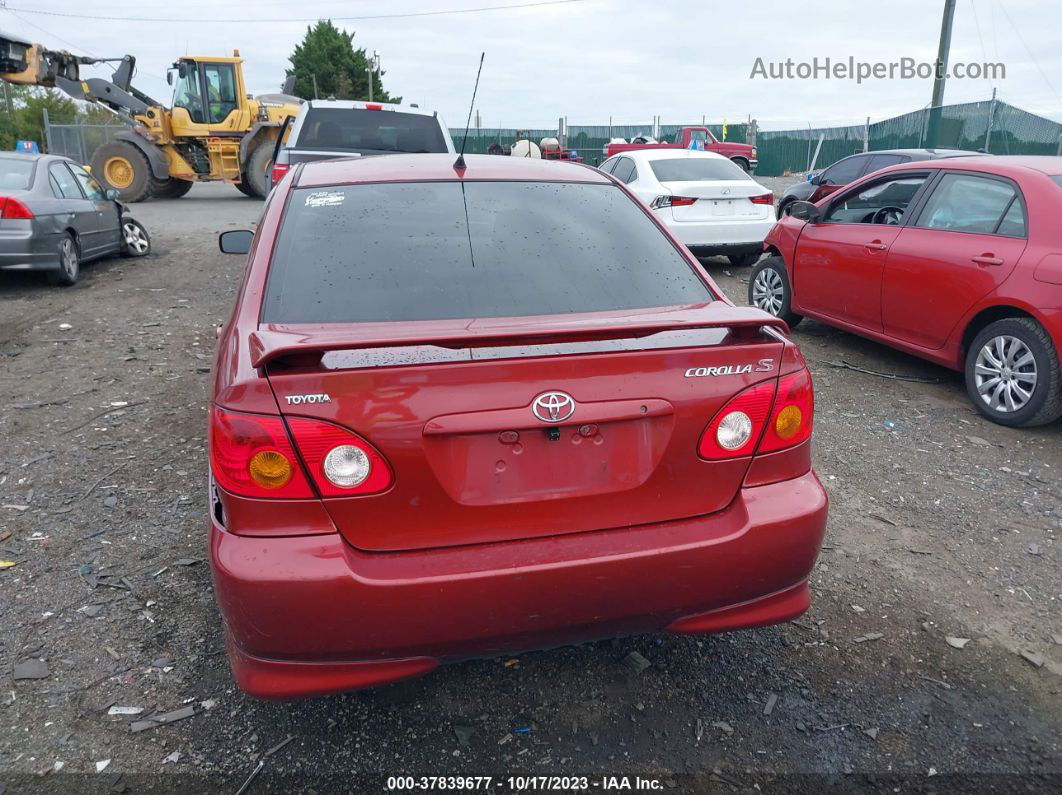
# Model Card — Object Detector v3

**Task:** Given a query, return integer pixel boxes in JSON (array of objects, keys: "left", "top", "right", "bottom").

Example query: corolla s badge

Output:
[
  {"left": 685, "top": 359, "right": 774, "bottom": 378},
  {"left": 532, "top": 391, "right": 576, "bottom": 423}
]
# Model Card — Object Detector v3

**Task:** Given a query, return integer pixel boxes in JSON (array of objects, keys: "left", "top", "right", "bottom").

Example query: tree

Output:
[
  {"left": 0, "top": 86, "right": 79, "bottom": 150},
  {"left": 286, "top": 20, "right": 399, "bottom": 103}
]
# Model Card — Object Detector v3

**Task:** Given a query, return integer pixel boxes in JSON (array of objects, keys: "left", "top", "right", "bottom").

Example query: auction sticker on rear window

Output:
[{"left": 304, "top": 191, "right": 345, "bottom": 208}]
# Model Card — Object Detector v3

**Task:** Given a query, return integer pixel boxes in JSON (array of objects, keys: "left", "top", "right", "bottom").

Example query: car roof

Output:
[
  {"left": 303, "top": 99, "right": 438, "bottom": 116},
  {"left": 884, "top": 154, "right": 1062, "bottom": 177},
  {"left": 296, "top": 153, "right": 610, "bottom": 187},
  {"left": 867, "top": 148, "right": 983, "bottom": 158},
  {"left": 618, "top": 149, "right": 727, "bottom": 163}
]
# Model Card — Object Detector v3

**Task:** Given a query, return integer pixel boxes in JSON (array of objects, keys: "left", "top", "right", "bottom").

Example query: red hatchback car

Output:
[
  {"left": 210, "top": 154, "right": 828, "bottom": 699},
  {"left": 752, "top": 156, "right": 1062, "bottom": 427}
]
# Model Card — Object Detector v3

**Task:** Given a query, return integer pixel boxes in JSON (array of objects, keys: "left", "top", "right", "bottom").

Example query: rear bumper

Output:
[
  {"left": 0, "top": 229, "right": 59, "bottom": 272},
  {"left": 211, "top": 471, "right": 828, "bottom": 699},
  {"left": 662, "top": 217, "right": 774, "bottom": 253}
]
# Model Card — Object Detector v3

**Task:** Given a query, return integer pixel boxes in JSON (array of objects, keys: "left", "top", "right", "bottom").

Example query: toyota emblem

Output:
[{"left": 532, "top": 391, "right": 576, "bottom": 423}]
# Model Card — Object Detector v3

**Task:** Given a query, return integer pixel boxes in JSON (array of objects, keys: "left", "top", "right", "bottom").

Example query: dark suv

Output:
[{"left": 776, "top": 148, "right": 983, "bottom": 218}]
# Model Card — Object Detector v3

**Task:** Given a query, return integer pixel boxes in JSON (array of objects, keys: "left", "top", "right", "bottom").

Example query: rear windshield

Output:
[
  {"left": 262, "top": 181, "right": 712, "bottom": 324},
  {"left": 294, "top": 108, "right": 448, "bottom": 154},
  {"left": 0, "top": 158, "right": 35, "bottom": 190},
  {"left": 650, "top": 158, "right": 750, "bottom": 183}
]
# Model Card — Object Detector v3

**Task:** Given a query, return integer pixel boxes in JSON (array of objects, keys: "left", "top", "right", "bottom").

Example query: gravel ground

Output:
[{"left": 1, "top": 183, "right": 1059, "bottom": 794}]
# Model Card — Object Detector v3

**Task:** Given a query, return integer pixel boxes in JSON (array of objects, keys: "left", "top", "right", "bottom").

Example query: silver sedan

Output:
[{"left": 0, "top": 152, "right": 150, "bottom": 286}]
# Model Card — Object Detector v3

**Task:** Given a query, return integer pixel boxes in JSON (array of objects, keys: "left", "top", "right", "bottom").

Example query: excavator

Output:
[{"left": 0, "top": 31, "right": 301, "bottom": 200}]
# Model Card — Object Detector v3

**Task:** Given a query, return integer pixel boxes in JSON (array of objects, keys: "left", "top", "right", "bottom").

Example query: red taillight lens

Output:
[
  {"left": 759, "top": 368, "right": 814, "bottom": 453},
  {"left": 286, "top": 418, "right": 393, "bottom": 497},
  {"left": 649, "top": 195, "right": 697, "bottom": 209},
  {"left": 270, "top": 163, "right": 289, "bottom": 183},
  {"left": 749, "top": 193, "right": 774, "bottom": 205},
  {"left": 210, "top": 407, "right": 314, "bottom": 498},
  {"left": 364, "top": 103, "right": 383, "bottom": 111},
  {"left": 698, "top": 368, "right": 814, "bottom": 461},
  {"left": 0, "top": 197, "right": 34, "bottom": 219},
  {"left": 698, "top": 380, "right": 776, "bottom": 460}
]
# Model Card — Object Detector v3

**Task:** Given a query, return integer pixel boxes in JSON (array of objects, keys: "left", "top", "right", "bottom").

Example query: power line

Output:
[
  {"left": 3, "top": 0, "right": 594, "bottom": 24},
  {"left": 996, "top": 0, "right": 1062, "bottom": 106}
]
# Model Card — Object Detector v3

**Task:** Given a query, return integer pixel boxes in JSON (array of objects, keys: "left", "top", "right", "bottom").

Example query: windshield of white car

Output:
[
  {"left": 0, "top": 158, "right": 35, "bottom": 190},
  {"left": 649, "top": 158, "right": 751, "bottom": 182}
]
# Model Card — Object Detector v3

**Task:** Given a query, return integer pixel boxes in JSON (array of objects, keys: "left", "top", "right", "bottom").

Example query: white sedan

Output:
[{"left": 598, "top": 149, "right": 775, "bottom": 267}]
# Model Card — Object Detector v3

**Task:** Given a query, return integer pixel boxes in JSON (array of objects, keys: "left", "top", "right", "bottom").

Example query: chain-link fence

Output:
[
  {"left": 42, "top": 109, "right": 125, "bottom": 164},
  {"left": 756, "top": 99, "right": 1062, "bottom": 176},
  {"left": 453, "top": 123, "right": 750, "bottom": 166}
]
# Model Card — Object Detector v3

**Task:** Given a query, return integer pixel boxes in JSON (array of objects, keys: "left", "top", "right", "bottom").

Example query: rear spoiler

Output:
[{"left": 249, "top": 306, "right": 788, "bottom": 369}]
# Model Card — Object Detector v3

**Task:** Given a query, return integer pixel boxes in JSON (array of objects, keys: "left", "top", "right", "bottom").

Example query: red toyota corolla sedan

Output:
[
  {"left": 752, "top": 156, "right": 1062, "bottom": 427},
  {"left": 210, "top": 153, "right": 828, "bottom": 699}
]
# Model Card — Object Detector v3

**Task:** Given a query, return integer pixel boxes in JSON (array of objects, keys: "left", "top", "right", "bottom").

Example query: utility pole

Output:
[
  {"left": 368, "top": 49, "right": 380, "bottom": 102},
  {"left": 925, "top": 0, "right": 957, "bottom": 149},
  {"left": 311, "top": 73, "right": 319, "bottom": 100}
]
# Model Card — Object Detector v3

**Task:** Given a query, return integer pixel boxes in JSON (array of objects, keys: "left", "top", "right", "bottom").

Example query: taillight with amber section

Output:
[
  {"left": 209, "top": 407, "right": 393, "bottom": 499},
  {"left": 698, "top": 368, "right": 814, "bottom": 461}
]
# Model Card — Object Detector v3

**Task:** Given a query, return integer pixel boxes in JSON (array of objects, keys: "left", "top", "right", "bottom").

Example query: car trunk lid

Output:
[
  {"left": 260, "top": 306, "right": 787, "bottom": 552},
  {"left": 660, "top": 180, "right": 771, "bottom": 222}
]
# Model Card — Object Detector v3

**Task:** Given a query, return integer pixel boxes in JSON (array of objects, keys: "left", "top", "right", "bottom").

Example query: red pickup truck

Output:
[{"left": 605, "top": 127, "right": 757, "bottom": 172}]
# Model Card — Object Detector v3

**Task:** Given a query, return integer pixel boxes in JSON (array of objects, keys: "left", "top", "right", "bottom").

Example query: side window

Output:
[
  {"left": 626, "top": 163, "right": 639, "bottom": 184},
  {"left": 202, "top": 63, "right": 238, "bottom": 124},
  {"left": 996, "top": 198, "right": 1027, "bottom": 237},
  {"left": 863, "top": 154, "right": 906, "bottom": 174},
  {"left": 599, "top": 158, "right": 617, "bottom": 174},
  {"left": 611, "top": 157, "right": 635, "bottom": 184},
  {"left": 173, "top": 64, "right": 206, "bottom": 123},
  {"left": 50, "top": 164, "right": 83, "bottom": 199},
  {"left": 824, "top": 175, "right": 927, "bottom": 224},
  {"left": 915, "top": 174, "right": 1021, "bottom": 236},
  {"left": 820, "top": 154, "right": 870, "bottom": 185},
  {"left": 70, "top": 165, "right": 106, "bottom": 200}
]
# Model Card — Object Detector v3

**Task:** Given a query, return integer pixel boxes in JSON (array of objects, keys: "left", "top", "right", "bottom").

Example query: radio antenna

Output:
[{"left": 454, "top": 52, "right": 484, "bottom": 170}]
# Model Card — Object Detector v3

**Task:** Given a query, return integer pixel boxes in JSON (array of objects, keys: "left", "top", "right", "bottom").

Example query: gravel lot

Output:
[{"left": 1, "top": 182, "right": 1059, "bottom": 793}]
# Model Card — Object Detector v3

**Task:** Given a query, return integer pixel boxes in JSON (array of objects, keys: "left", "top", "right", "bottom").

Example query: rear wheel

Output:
[
  {"left": 240, "top": 142, "right": 273, "bottom": 199},
  {"left": 965, "top": 317, "right": 1062, "bottom": 427},
  {"left": 90, "top": 141, "right": 154, "bottom": 202},
  {"left": 153, "top": 178, "right": 193, "bottom": 199},
  {"left": 748, "top": 255, "right": 802, "bottom": 328},
  {"left": 728, "top": 252, "right": 761, "bottom": 268},
  {"left": 234, "top": 180, "right": 257, "bottom": 197},
  {"left": 47, "top": 233, "right": 79, "bottom": 286}
]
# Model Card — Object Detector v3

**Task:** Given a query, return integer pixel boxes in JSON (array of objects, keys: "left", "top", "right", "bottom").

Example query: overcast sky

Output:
[{"left": 1, "top": 0, "right": 1059, "bottom": 130}]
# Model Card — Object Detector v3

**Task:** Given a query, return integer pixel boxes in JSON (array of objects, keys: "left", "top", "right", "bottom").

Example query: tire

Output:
[
  {"left": 47, "top": 233, "right": 79, "bottom": 287},
  {"left": 153, "top": 179, "right": 193, "bottom": 199},
  {"left": 234, "top": 180, "right": 257, "bottom": 198},
  {"left": 964, "top": 317, "right": 1062, "bottom": 427},
  {"left": 731, "top": 157, "right": 750, "bottom": 172},
  {"left": 748, "top": 255, "right": 802, "bottom": 328},
  {"left": 120, "top": 218, "right": 151, "bottom": 257},
  {"left": 240, "top": 142, "right": 273, "bottom": 199},
  {"left": 728, "top": 252, "right": 762, "bottom": 268},
  {"left": 90, "top": 141, "right": 155, "bottom": 202},
  {"left": 776, "top": 199, "right": 794, "bottom": 220}
]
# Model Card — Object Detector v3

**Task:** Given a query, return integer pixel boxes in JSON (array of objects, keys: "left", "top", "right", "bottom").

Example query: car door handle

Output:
[
  {"left": 863, "top": 241, "right": 888, "bottom": 251},
  {"left": 971, "top": 254, "right": 1004, "bottom": 266}
]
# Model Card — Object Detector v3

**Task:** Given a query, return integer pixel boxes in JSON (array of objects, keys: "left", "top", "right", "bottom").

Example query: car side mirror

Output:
[
  {"left": 788, "top": 201, "right": 821, "bottom": 223},
  {"left": 219, "top": 229, "right": 253, "bottom": 254},
  {"left": 166, "top": 70, "right": 173, "bottom": 86},
  {"left": 105, "top": 189, "right": 119, "bottom": 201}
]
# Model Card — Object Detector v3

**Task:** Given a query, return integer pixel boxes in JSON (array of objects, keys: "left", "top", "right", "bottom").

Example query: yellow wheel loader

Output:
[{"left": 0, "top": 33, "right": 301, "bottom": 200}]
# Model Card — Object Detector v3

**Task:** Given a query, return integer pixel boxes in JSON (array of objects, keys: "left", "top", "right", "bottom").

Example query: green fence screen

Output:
[{"left": 755, "top": 99, "right": 1062, "bottom": 177}]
